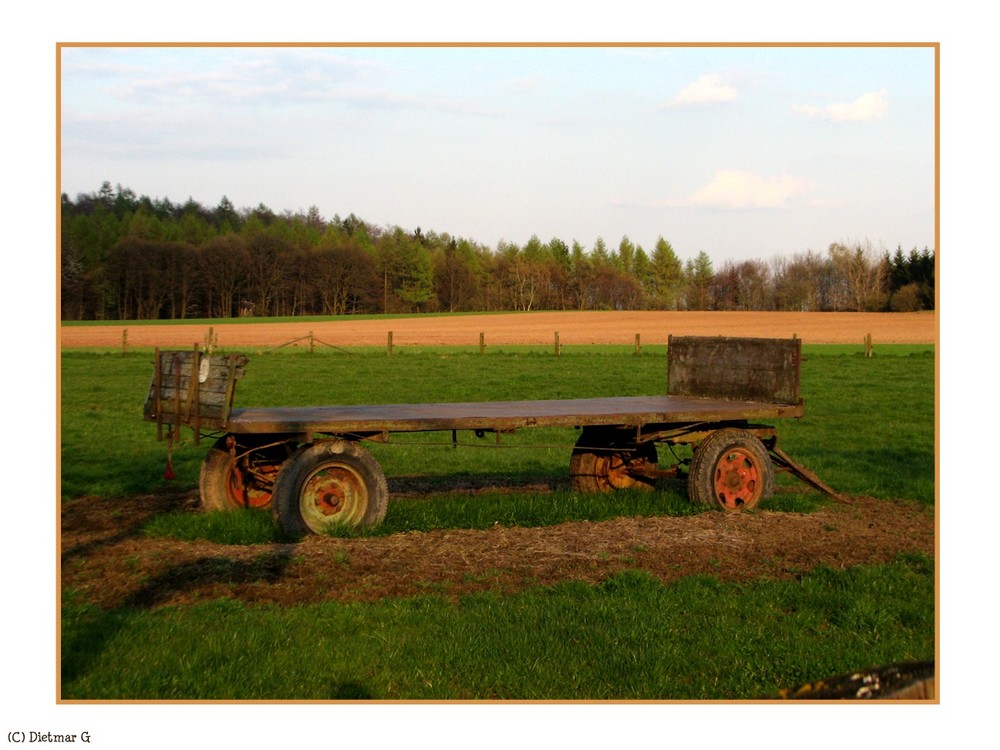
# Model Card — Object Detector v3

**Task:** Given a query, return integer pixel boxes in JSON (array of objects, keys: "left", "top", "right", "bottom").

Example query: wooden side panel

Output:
[
  {"left": 144, "top": 350, "right": 248, "bottom": 430},
  {"left": 667, "top": 336, "right": 801, "bottom": 405}
]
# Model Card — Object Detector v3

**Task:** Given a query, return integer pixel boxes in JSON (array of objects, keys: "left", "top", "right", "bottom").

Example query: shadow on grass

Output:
[
  {"left": 60, "top": 490, "right": 196, "bottom": 567},
  {"left": 61, "top": 545, "right": 300, "bottom": 690}
]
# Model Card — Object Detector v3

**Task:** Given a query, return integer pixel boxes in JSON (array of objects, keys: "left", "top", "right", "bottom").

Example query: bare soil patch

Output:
[
  {"left": 61, "top": 487, "right": 934, "bottom": 611},
  {"left": 60, "top": 311, "right": 936, "bottom": 349}
]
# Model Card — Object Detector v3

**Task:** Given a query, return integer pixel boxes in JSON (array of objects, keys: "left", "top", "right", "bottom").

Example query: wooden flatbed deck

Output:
[
  {"left": 144, "top": 336, "right": 839, "bottom": 535},
  {"left": 225, "top": 395, "right": 805, "bottom": 435}
]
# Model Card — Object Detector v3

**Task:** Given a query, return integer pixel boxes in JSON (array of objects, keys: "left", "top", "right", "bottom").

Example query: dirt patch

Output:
[
  {"left": 59, "top": 311, "right": 936, "bottom": 349},
  {"left": 61, "top": 488, "right": 934, "bottom": 611}
]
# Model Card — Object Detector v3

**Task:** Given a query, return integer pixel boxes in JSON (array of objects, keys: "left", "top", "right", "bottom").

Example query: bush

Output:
[{"left": 890, "top": 282, "right": 923, "bottom": 312}]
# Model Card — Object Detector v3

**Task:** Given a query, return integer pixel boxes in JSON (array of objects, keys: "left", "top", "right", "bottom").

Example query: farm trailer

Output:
[{"left": 144, "top": 335, "right": 841, "bottom": 537}]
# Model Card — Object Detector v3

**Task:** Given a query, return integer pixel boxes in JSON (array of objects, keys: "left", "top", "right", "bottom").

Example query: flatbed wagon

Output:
[{"left": 144, "top": 335, "right": 840, "bottom": 537}]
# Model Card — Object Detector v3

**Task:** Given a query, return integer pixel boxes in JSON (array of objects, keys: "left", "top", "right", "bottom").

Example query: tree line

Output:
[{"left": 60, "top": 182, "right": 935, "bottom": 321}]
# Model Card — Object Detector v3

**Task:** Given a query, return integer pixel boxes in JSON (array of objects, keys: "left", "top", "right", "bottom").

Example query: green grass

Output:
[
  {"left": 142, "top": 507, "right": 282, "bottom": 545},
  {"left": 143, "top": 489, "right": 823, "bottom": 544},
  {"left": 60, "top": 344, "right": 936, "bottom": 505},
  {"left": 61, "top": 556, "right": 934, "bottom": 700},
  {"left": 783, "top": 348, "right": 935, "bottom": 502},
  {"left": 60, "top": 344, "right": 936, "bottom": 700},
  {"left": 142, "top": 489, "right": 704, "bottom": 544}
]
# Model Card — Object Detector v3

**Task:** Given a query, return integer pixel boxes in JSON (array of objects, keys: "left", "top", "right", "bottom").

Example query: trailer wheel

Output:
[
  {"left": 200, "top": 436, "right": 285, "bottom": 511},
  {"left": 569, "top": 430, "right": 658, "bottom": 493},
  {"left": 272, "top": 440, "right": 388, "bottom": 537},
  {"left": 689, "top": 428, "right": 773, "bottom": 510}
]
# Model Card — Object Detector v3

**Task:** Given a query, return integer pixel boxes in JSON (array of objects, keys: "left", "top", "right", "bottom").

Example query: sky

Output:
[{"left": 59, "top": 44, "right": 936, "bottom": 265}]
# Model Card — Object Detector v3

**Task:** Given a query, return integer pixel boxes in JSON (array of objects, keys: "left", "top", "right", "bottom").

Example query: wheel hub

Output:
[
  {"left": 714, "top": 449, "right": 759, "bottom": 509},
  {"left": 315, "top": 488, "right": 346, "bottom": 515},
  {"left": 302, "top": 465, "right": 366, "bottom": 524}
]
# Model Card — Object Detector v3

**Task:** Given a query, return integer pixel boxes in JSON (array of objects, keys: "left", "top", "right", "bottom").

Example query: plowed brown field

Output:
[{"left": 60, "top": 310, "right": 936, "bottom": 348}]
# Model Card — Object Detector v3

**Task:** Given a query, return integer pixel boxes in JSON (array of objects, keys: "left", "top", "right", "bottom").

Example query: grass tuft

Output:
[{"left": 144, "top": 509, "right": 284, "bottom": 545}]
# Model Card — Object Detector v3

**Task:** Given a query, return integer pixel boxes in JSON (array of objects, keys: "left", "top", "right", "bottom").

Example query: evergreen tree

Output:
[
  {"left": 650, "top": 237, "right": 684, "bottom": 310},
  {"left": 685, "top": 251, "right": 714, "bottom": 310}
]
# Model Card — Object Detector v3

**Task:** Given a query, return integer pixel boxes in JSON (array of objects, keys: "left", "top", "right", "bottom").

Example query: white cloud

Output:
[
  {"left": 677, "top": 169, "right": 814, "bottom": 209},
  {"left": 508, "top": 72, "right": 547, "bottom": 92},
  {"left": 793, "top": 88, "right": 888, "bottom": 121},
  {"left": 669, "top": 74, "right": 737, "bottom": 106}
]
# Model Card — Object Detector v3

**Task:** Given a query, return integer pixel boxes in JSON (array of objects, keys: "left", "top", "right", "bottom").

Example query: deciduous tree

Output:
[
  {"left": 828, "top": 240, "right": 888, "bottom": 311},
  {"left": 199, "top": 235, "right": 250, "bottom": 317}
]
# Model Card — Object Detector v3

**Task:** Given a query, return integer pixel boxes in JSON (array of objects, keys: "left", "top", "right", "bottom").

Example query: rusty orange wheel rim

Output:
[
  {"left": 599, "top": 453, "right": 630, "bottom": 489},
  {"left": 226, "top": 464, "right": 273, "bottom": 509},
  {"left": 299, "top": 463, "right": 368, "bottom": 532},
  {"left": 713, "top": 448, "right": 761, "bottom": 509}
]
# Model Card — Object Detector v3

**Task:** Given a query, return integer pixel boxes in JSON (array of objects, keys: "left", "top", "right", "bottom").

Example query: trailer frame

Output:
[{"left": 144, "top": 335, "right": 842, "bottom": 536}]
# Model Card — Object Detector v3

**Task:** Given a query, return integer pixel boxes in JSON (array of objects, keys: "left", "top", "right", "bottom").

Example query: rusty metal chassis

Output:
[{"left": 217, "top": 416, "right": 842, "bottom": 502}]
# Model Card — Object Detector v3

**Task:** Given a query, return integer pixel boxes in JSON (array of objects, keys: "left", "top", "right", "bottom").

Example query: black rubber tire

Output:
[
  {"left": 272, "top": 440, "right": 388, "bottom": 537},
  {"left": 199, "top": 436, "right": 284, "bottom": 511},
  {"left": 688, "top": 428, "right": 773, "bottom": 511},
  {"left": 569, "top": 429, "right": 658, "bottom": 493}
]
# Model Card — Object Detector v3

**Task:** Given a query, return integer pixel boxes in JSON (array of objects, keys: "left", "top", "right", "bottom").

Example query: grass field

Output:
[{"left": 59, "top": 343, "right": 936, "bottom": 700}]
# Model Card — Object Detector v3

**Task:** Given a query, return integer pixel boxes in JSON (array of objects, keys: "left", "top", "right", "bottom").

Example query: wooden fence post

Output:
[
  {"left": 554, "top": 331, "right": 561, "bottom": 356},
  {"left": 479, "top": 332, "right": 485, "bottom": 355},
  {"left": 121, "top": 329, "right": 128, "bottom": 355},
  {"left": 865, "top": 333, "right": 873, "bottom": 358},
  {"left": 387, "top": 331, "right": 394, "bottom": 357},
  {"left": 635, "top": 333, "right": 641, "bottom": 355}
]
